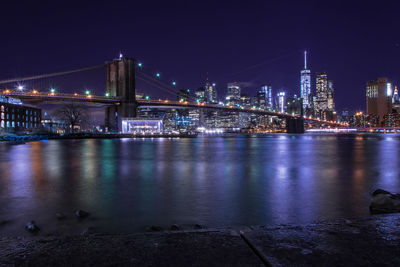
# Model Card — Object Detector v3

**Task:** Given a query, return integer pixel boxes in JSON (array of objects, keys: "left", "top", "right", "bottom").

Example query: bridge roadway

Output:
[{"left": 0, "top": 91, "right": 346, "bottom": 127}]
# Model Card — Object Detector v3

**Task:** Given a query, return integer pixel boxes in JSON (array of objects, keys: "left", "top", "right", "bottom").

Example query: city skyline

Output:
[{"left": 1, "top": 1, "right": 400, "bottom": 114}]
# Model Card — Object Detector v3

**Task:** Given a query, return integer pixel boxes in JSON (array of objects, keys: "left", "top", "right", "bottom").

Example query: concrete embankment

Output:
[{"left": 1, "top": 214, "right": 400, "bottom": 266}]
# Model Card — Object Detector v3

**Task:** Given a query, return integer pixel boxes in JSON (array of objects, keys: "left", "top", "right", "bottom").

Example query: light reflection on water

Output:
[{"left": 0, "top": 134, "right": 400, "bottom": 235}]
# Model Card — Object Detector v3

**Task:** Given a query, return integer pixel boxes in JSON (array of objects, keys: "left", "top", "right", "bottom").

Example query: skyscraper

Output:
[
  {"left": 205, "top": 80, "right": 217, "bottom": 104},
  {"left": 300, "top": 51, "right": 311, "bottom": 109},
  {"left": 315, "top": 72, "right": 328, "bottom": 113},
  {"left": 226, "top": 82, "right": 241, "bottom": 106},
  {"left": 327, "top": 80, "right": 335, "bottom": 111},
  {"left": 366, "top": 77, "right": 392, "bottom": 124},
  {"left": 261, "top": 85, "right": 273, "bottom": 108},
  {"left": 277, "top": 91, "right": 286, "bottom": 113}
]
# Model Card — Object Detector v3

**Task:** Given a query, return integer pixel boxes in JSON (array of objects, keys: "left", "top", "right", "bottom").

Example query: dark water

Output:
[{"left": 0, "top": 134, "right": 399, "bottom": 235}]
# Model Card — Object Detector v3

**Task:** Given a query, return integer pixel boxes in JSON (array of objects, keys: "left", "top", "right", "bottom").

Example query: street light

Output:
[
  {"left": 50, "top": 88, "right": 56, "bottom": 93},
  {"left": 156, "top": 73, "right": 160, "bottom": 78},
  {"left": 85, "top": 90, "right": 90, "bottom": 95}
]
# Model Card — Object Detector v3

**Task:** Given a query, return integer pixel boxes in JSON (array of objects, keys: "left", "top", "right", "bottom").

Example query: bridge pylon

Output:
[
  {"left": 286, "top": 117, "right": 305, "bottom": 134},
  {"left": 105, "top": 57, "right": 136, "bottom": 132}
]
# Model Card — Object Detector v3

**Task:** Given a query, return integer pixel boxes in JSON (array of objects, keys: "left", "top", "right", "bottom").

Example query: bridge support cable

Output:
[
  {"left": 0, "top": 64, "right": 105, "bottom": 85},
  {"left": 136, "top": 71, "right": 196, "bottom": 101}
]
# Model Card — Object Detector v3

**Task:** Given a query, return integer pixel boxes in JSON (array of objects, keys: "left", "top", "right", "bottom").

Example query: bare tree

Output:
[{"left": 54, "top": 104, "right": 89, "bottom": 133}]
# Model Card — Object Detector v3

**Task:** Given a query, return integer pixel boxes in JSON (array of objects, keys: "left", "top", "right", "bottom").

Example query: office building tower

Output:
[
  {"left": 315, "top": 72, "right": 328, "bottom": 113},
  {"left": 327, "top": 80, "right": 335, "bottom": 111},
  {"left": 205, "top": 80, "right": 217, "bottom": 104},
  {"left": 300, "top": 51, "right": 311, "bottom": 109},
  {"left": 277, "top": 91, "right": 286, "bottom": 113},
  {"left": 366, "top": 77, "right": 392, "bottom": 124},
  {"left": 226, "top": 82, "right": 241, "bottom": 106},
  {"left": 195, "top": 87, "right": 206, "bottom": 103},
  {"left": 261, "top": 85, "right": 273, "bottom": 108}
]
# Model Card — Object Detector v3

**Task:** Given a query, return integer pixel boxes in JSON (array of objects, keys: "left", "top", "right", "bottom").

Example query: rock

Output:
[
  {"left": 56, "top": 212, "right": 66, "bottom": 220},
  {"left": 170, "top": 224, "right": 180, "bottom": 231},
  {"left": 370, "top": 192, "right": 400, "bottom": 214},
  {"left": 25, "top": 221, "right": 40, "bottom": 233},
  {"left": 75, "top": 210, "right": 89, "bottom": 219},
  {"left": 148, "top": 226, "right": 163, "bottom": 232},
  {"left": 372, "top": 189, "right": 391, "bottom": 196}
]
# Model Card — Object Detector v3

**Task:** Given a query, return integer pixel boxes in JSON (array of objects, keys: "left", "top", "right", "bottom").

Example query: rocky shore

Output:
[{"left": 1, "top": 213, "right": 400, "bottom": 266}]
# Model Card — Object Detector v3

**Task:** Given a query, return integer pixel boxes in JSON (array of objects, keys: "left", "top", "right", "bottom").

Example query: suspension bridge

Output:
[{"left": 0, "top": 56, "right": 347, "bottom": 133}]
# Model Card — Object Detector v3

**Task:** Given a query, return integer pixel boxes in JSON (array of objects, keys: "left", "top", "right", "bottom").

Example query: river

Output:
[{"left": 0, "top": 134, "right": 399, "bottom": 235}]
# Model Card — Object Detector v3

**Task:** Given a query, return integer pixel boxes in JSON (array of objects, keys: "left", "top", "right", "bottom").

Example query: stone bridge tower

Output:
[{"left": 105, "top": 56, "right": 136, "bottom": 132}]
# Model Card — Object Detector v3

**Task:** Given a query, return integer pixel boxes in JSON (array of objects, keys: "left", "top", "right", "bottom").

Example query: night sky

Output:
[{"left": 1, "top": 0, "right": 400, "bottom": 114}]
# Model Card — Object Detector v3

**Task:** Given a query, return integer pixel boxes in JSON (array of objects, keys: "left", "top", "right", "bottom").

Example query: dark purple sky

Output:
[{"left": 1, "top": 0, "right": 400, "bottom": 113}]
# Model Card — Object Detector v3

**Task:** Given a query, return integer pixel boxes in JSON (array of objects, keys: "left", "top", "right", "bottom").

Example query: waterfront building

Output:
[
  {"left": 121, "top": 118, "right": 163, "bottom": 134},
  {"left": 277, "top": 91, "right": 286, "bottom": 113},
  {"left": 226, "top": 82, "right": 241, "bottom": 106},
  {"left": 314, "top": 72, "right": 329, "bottom": 118},
  {"left": 300, "top": 51, "right": 311, "bottom": 109},
  {"left": 366, "top": 77, "right": 392, "bottom": 125},
  {"left": 261, "top": 85, "right": 273, "bottom": 108},
  {"left": 0, "top": 96, "right": 41, "bottom": 133},
  {"left": 177, "top": 89, "right": 190, "bottom": 102}
]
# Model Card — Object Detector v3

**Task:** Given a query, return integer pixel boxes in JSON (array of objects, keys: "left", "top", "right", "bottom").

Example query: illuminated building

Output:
[
  {"left": 277, "top": 91, "right": 286, "bottom": 113},
  {"left": 257, "top": 91, "right": 266, "bottom": 110},
  {"left": 195, "top": 87, "right": 206, "bottom": 103},
  {"left": 240, "top": 94, "right": 251, "bottom": 108},
  {"left": 327, "top": 80, "right": 335, "bottom": 111},
  {"left": 226, "top": 82, "right": 241, "bottom": 106},
  {"left": 314, "top": 72, "right": 328, "bottom": 117},
  {"left": 0, "top": 96, "right": 41, "bottom": 132},
  {"left": 392, "top": 86, "right": 399, "bottom": 103},
  {"left": 300, "top": 51, "right": 311, "bottom": 109},
  {"left": 121, "top": 118, "right": 163, "bottom": 134},
  {"left": 177, "top": 89, "right": 190, "bottom": 102},
  {"left": 205, "top": 80, "right": 217, "bottom": 104},
  {"left": 261, "top": 85, "right": 273, "bottom": 108},
  {"left": 366, "top": 77, "right": 392, "bottom": 125}
]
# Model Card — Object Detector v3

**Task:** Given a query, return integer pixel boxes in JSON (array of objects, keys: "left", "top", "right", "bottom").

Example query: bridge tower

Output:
[{"left": 105, "top": 56, "right": 136, "bottom": 132}]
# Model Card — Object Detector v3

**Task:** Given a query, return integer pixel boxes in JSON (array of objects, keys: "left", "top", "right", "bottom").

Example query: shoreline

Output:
[{"left": 1, "top": 213, "right": 400, "bottom": 266}]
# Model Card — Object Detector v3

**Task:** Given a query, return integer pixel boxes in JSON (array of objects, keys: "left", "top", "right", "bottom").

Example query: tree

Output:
[{"left": 54, "top": 104, "right": 89, "bottom": 133}]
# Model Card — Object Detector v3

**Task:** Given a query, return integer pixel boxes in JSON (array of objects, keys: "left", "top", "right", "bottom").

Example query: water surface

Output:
[{"left": 0, "top": 134, "right": 399, "bottom": 235}]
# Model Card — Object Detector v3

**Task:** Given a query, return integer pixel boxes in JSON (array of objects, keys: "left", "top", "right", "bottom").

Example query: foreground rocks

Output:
[
  {"left": 370, "top": 189, "right": 400, "bottom": 214},
  {"left": 1, "top": 214, "right": 400, "bottom": 266}
]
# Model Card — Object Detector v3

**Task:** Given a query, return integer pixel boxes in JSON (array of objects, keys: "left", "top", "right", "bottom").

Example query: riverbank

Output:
[
  {"left": 0, "top": 132, "right": 197, "bottom": 143},
  {"left": 1, "top": 214, "right": 399, "bottom": 266}
]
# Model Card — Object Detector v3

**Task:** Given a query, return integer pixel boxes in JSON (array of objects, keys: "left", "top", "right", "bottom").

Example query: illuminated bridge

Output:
[{"left": 0, "top": 55, "right": 347, "bottom": 133}]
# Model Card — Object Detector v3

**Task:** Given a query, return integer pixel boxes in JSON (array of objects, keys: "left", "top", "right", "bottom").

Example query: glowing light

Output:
[
  {"left": 172, "top": 81, "right": 176, "bottom": 86},
  {"left": 145, "top": 95, "right": 150, "bottom": 100},
  {"left": 85, "top": 90, "right": 90, "bottom": 95},
  {"left": 105, "top": 92, "right": 110, "bottom": 97},
  {"left": 17, "top": 85, "right": 24, "bottom": 91},
  {"left": 50, "top": 88, "right": 56, "bottom": 93},
  {"left": 138, "top": 62, "right": 142, "bottom": 67},
  {"left": 156, "top": 73, "right": 160, "bottom": 78}
]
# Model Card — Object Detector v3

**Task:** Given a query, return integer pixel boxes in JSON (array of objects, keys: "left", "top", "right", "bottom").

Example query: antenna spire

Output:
[{"left": 304, "top": 50, "right": 307, "bottom": 69}]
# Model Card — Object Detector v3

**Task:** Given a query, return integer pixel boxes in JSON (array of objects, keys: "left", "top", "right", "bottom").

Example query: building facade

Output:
[
  {"left": 226, "top": 82, "right": 241, "bottom": 106},
  {"left": 0, "top": 96, "right": 41, "bottom": 133},
  {"left": 300, "top": 51, "right": 311, "bottom": 109},
  {"left": 366, "top": 77, "right": 392, "bottom": 125}
]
